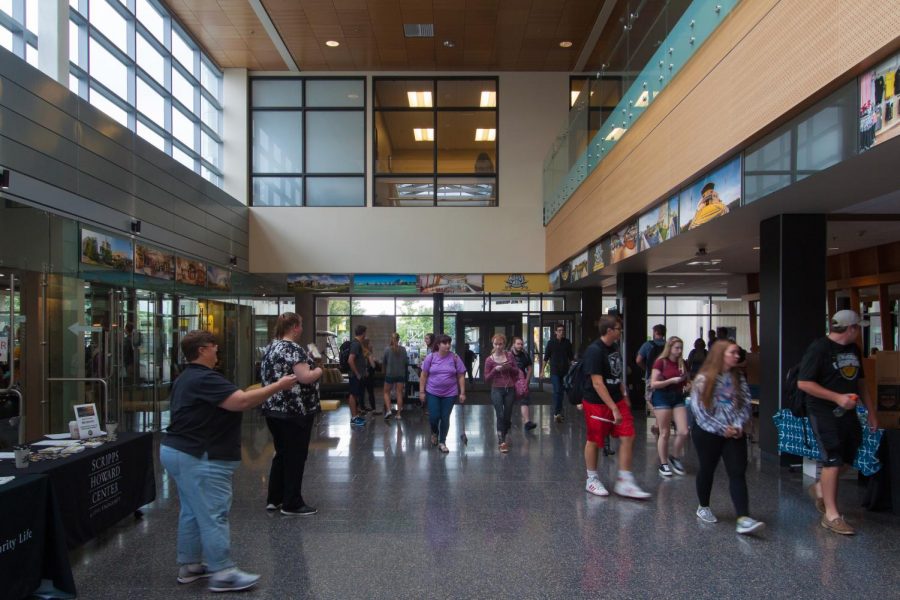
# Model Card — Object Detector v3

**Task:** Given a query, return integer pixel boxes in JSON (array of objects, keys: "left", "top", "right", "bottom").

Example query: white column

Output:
[
  {"left": 223, "top": 68, "right": 248, "bottom": 204},
  {"left": 37, "top": 0, "right": 68, "bottom": 86}
]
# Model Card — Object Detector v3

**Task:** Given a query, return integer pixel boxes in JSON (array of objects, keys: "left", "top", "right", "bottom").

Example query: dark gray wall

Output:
[{"left": 0, "top": 47, "right": 248, "bottom": 271}]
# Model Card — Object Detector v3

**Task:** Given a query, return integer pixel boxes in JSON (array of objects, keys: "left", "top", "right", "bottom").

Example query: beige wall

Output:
[
  {"left": 251, "top": 72, "right": 567, "bottom": 273},
  {"left": 545, "top": 0, "right": 900, "bottom": 269}
]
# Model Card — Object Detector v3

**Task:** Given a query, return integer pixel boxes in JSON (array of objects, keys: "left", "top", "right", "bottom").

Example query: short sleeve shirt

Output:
[
  {"left": 514, "top": 350, "right": 532, "bottom": 374},
  {"left": 422, "top": 352, "right": 465, "bottom": 397},
  {"left": 349, "top": 339, "right": 366, "bottom": 378},
  {"left": 260, "top": 339, "right": 320, "bottom": 417},
  {"left": 652, "top": 357, "right": 686, "bottom": 392},
  {"left": 638, "top": 339, "right": 665, "bottom": 379},
  {"left": 162, "top": 363, "right": 241, "bottom": 461},
  {"left": 798, "top": 337, "right": 864, "bottom": 409},
  {"left": 582, "top": 340, "right": 623, "bottom": 404}
]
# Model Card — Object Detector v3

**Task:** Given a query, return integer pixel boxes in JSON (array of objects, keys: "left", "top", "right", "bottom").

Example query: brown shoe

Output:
[
  {"left": 807, "top": 485, "right": 825, "bottom": 515},
  {"left": 499, "top": 441, "right": 510, "bottom": 453},
  {"left": 820, "top": 515, "right": 855, "bottom": 535}
]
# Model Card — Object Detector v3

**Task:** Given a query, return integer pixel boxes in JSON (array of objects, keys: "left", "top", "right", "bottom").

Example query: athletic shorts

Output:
[
  {"left": 807, "top": 402, "right": 862, "bottom": 468},
  {"left": 584, "top": 399, "right": 635, "bottom": 444},
  {"left": 650, "top": 388, "right": 685, "bottom": 409},
  {"left": 384, "top": 375, "right": 405, "bottom": 384}
]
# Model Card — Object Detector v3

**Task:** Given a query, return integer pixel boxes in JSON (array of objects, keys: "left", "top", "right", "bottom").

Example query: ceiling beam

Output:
[
  {"left": 249, "top": 0, "right": 300, "bottom": 72},
  {"left": 573, "top": 0, "right": 617, "bottom": 73}
]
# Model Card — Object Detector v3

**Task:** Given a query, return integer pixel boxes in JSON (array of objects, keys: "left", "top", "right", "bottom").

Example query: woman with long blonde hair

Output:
[
  {"left": 689, "top": 341, "right": 764, "bottom": 534},
  {"left": 382, "top": 332, "right": 408, "bottom": 419},
  {"left": 649, "top": 336, "right": 689, "bottom": 476}
]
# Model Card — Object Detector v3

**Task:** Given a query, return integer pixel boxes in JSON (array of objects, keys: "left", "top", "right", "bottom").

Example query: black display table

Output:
[
  {"left": 0, "top": 474, "right": 76, "bottom": 600},
  {"left": 0, "top": 432, "right": 157, "bottom": 549}
]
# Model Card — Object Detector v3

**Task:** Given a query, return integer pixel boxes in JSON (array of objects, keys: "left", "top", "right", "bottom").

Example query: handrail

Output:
[
  {"left": 1, "top": 274, "right": 24, "bottom": 443},
  {"left": 47, "top": 377, "right": 110, "bottom": 425}
]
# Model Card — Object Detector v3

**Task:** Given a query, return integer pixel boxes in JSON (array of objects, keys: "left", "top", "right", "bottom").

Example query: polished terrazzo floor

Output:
[{"left": 70, "top": 394, "right": 900, "bottom": 599}]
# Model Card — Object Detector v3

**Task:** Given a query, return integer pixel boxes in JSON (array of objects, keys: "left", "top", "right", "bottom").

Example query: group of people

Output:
[{"left": 158, "top": 308, "right": 877, "bottom": 592}]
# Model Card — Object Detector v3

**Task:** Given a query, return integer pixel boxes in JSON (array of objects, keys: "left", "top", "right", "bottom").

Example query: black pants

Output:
[
  {"left": 266, "top": 413, "right": 315, "bottom": 510},
  {"left": 692, "top": 426, "right": 749, "bottom": 517},
  {"left": 361, "top": 376, "right": 377, "bottom": 410}
]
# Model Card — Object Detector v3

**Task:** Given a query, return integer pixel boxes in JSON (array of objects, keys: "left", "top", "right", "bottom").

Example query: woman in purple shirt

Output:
[{"left": 419, "top": 334, "right": 467, "bottom": 453}]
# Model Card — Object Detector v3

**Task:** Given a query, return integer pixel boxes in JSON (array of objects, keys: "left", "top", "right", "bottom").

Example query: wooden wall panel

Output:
[{"left": 545, "top": 0, "right": 900, "bottom": 269}]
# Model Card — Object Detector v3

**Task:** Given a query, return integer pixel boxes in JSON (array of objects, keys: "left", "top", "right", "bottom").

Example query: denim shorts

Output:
[{"left": 651, "top": 388, "right": 685, "bottom": 409}]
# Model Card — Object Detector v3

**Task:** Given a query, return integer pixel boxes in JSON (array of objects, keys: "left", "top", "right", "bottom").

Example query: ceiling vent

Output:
[{"left": 403, "top": 23, "right": 434, "bottom": 38}]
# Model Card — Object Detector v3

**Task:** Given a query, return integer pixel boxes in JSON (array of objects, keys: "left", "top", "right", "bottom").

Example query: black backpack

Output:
[
  {"left": 338, "top": 340, "right": 353, "bottom": 373},
  {"left": 644, "top": 341, "right": 664, "bottom": 376},
  {"left": 563, "top": 342, "right": 599, "bottom": 405},
  {"left": 784, "top": 363, "right": 806, "bottom": 418}
]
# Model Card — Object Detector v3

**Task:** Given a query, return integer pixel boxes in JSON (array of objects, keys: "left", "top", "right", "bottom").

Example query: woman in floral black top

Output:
[{"left": 260, "top": 313, "right": 322, "bottom": 516}]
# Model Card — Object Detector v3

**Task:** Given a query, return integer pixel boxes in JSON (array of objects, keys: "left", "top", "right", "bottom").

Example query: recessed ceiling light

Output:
[
  {"left": 559, "top": 40, "right": 573, "bottom": 48},
  {"left": 413, "top": 128, "right": 434, "bottom": 142},
  {"left": 474, "top": 128, "right": 496, "bottom": 142},
  {"left": 325, "top": 40, "right": 340, "bottom": 47},
  {"left": 752, "top": 246, "right": 760, "bottom": 250},
  {"left": 407, "top": 91, "right": 432, "bottom": 107},
  {"left": 829, "top": 247, "right": 840, "bottom": 250},
  {"left": 479, "top": 91, "right": 496, "bottom": 107}
]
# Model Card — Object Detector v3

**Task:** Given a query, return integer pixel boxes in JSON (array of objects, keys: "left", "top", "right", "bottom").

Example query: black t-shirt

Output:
[
  {"left": 162, "top": 363, "right": 241, "bottom": 461},
  {"left": 349, "top": 339, "right": 366, "bottom": 378},
  {"left": 798, "top": 337, "right": 864, "bottom": 409},
  {"left": 544, "top": 338, "right": 574, "bottom": 375},
  {"left": 582, "top": 340, "right": 623, "bottom": 405},
  {"left": 513, "top": 350, "right": 532, "bottom": 374}
]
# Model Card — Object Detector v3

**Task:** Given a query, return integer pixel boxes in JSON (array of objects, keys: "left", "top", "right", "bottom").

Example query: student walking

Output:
[
  {"left": 485, "top": 334, "right": 518, "bottom": 452},
  {"left": 511, "top": 336, "right": 537, "bottom": 431},
  {"left": 382, "top": 332, "right": 408, "bottom": 420},
  {"left": 419, "top": 335, "right": 466, "bottom": 453},
  {"left": 690, "top": 341, "right": 764, "bottom": 535},
  {"left": 649, "top": 336, "right": 690, "bottom": 476}
]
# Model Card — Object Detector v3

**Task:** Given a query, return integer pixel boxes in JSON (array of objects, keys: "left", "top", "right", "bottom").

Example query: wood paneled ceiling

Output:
[{"left": 164, "top": 0, "right": 612, "bottom": 72}]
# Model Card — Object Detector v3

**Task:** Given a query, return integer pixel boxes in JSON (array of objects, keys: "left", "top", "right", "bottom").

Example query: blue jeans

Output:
[
  {"left": 426, "top": 393, "right": 456, "bottom": 443},
  {"left": 491, "top": 386, "right": 516, "bottom": 438},
  {"left": 550, "top": 374, "right": 564, "bottom": 415},
  {"left": 160, "top": 445, "right": 240, "bottom": 572}
]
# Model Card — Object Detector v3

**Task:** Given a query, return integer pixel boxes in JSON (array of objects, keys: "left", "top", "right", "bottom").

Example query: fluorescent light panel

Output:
[
  {"left": 474, "top": 128, "right": 496, "bottom": 142},
  {"left": 407, "top": 91, "right": 432, "bottom": 107},
  {"left": 480, "top": 91, "right": 496, "bottom": 107},
  {"left": 413, "top": 128, "right": 434, "bottom": 142}
]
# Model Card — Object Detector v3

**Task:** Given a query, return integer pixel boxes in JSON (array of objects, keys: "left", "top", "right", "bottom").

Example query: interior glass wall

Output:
[{"left": 647, "top": 295, "right": 751, "bottom": 349}]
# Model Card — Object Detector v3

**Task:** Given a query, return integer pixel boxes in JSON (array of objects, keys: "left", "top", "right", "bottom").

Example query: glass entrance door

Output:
[
  {"left": 538, "top": 312, "right": 580, "bottom": 384},
  {"left": 0, "top": 270, "right": 23, "bottom": 446}
]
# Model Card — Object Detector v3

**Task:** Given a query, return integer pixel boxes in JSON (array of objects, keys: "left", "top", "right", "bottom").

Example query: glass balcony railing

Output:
[{"left": 543, "top": 0, "right": 740, "bottom": 224}]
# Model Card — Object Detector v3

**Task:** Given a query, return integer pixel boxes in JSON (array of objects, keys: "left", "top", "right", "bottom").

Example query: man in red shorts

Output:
[{"left": 580, "top": 315, "right": 651, "bottom": 499}]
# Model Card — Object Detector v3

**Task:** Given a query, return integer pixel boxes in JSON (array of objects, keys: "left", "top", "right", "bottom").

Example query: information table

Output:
[
  {"left": 0, "top": 432, "right": 157, "bottom": 549},
  {"left": 0, "top": 474, "right": 76, "bottom": 600}
]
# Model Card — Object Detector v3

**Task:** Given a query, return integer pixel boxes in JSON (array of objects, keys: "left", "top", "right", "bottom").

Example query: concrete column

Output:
[
  {"left": 758, "top": 214, "right": 826, "bottom": 457},
  {"left": 581, "top": 287, "right": 603, "bottom": 347},
  {"left": 223, "top": 68, "right": 248, "bottom": 204},
  {"left": 37, "top": 0, "right": 68, "bottom": 86},
  {"left": 616, "top": 272, "right": 647, "bottom": 412}
]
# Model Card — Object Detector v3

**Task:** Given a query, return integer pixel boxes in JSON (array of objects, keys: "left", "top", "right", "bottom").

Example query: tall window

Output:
[
  {"left": 0, "top": 0, "right": 38, "bottom": 66},
  {"left": 250, "top": 77, "right": 366, "bottom": 207},
  {"left": 68, "top": 0, "right": 224, "bottom": 187},
  {"left": 647, "top": 295, "right": 751, "bottom": 350},
  {"left": 373, "top": 77, "right": 498, "bottom": 207}
]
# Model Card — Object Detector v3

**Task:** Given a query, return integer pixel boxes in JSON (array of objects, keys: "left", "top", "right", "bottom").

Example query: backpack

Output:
[
  {"left": 644, "top": 341, "right": 664, "bottom": 377},
  {"left": 784, "top": 363, "right": 806, "bottom": 417},
  {"left": 338, "top": 340, "right": 353, "bottom": 373},
  {"left": 563, "top": 342, "right": 599, "bottom": 405}
]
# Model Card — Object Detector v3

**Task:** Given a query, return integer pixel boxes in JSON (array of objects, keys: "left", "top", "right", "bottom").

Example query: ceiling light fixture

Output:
[
  {"left": 752, "top": 246, "right": 760, "bottom": 250},
  {"left": 559, "top": 40, "right": 573, "bottom": 48},
  {"left": 474, "top": 128, "right": 496, "bottom": 142},
  {"left": 480, "top": 91, "right": 496, "bottom": 107},
  {"left": 413, "top": 128, "right": 434, "bottom": 142},
  {"left": 407, "top": 91, "right": 433, "bottom": 107},
  {"left": 325, "top": 40, "right": 340, "bottom": 47},
  {"left": 828, "top": 247, "right": 840, "bottom": 251}
]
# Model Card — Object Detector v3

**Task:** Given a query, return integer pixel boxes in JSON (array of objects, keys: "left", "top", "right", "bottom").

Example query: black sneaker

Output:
[
  {"left": 524, "top": 421, "right": 537, "bottom": 431},
  {"left": 281, "top": 505, "right": 317, "bottom": 516},
  {"left": 669, "top": 457, "right": 686, "bottom": 475},
  {"left": 658, "top": 464, "right": 673, "bottom": 477},
  {"left": 265, "top": 503, "right": 281, "bottom": 512}
]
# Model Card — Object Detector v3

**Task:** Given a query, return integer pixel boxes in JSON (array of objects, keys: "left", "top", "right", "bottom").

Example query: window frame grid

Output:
[
  {"left": 0, "top": 0, "right": 38, "bottom": 59},
  {"left": 68, "top": 0, "right": 224, "bottom": 186},
  {"left": 249, "top": 75, "right": 367, "bottom": 207},
  {"left": 372, "top": 75, "right": 500, "bottom": 208}
]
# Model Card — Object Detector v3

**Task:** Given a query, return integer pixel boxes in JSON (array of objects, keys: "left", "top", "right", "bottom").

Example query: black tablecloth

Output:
[
  {"left": 0, "top": 474, "right": 76, "bottom": 600},
  {"left": 0, "top": 432, "right": 157, "bottom": 549},
  {"left": 865, "top": 429, "right": 900, "bottom": 514}
]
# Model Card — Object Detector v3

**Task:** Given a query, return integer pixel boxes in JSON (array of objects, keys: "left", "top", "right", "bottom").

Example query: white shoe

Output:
[
  {"left": 585, "top": 477, "right": 609, "bottom": 497},
  {"left": 736, "top": 516, "right": 765, "bottom": 535},
  {"left": 696, "top": 505, "right": 718, "bottom": 523},
  {"left": 614, "top": 478, "right": 651, "bottom": 499}
]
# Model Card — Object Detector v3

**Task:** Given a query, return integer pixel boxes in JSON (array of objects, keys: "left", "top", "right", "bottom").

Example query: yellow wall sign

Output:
[{"left": 483, "top": 274, "right": 551, "bottom": 293}]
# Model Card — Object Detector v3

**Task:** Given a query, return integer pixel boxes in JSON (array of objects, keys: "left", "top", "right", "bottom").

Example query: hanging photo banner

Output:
[
  {"left": 483, "top": 274, "right": 550, "bottom": 293},
  {"left": 134, "top": 243, "right": 175, "bottom": 280},
  {"left": 638, "top": 196, "right": 680, "bottom": 251},
  {"left": 418, "top": 274, "right": 484, "bottom": 294},
  {"left": 559, "top": 262, "right": 573, "bottom": 288},
  {"left": 207, "top": 265, "right": 232, "bottom": 291},
  {"left": 859, "top": 50, "right": 900, "bottom": 151},
  {"left": 589, "top": 238, "right": 610, "bottom": 273},
  {"left": 679, "top": 156, "right": 741, "bottom": 231},
  {"left": 609, "top": 222, "right": 639, "bottom": 264},
  {"left": 549, "top": 269, "right": 561, "bottom": 291},
  {"left": 352, "top": 274, "right": 418, "bottom": 294},
  {"left": 286, "top": 274, "right": 351, "bottom": 293},
  {"left": 80, "top": 227, "right": 133, "bottom": 272},
  {"left": 176, "top": 257, "right": 207, "bottom": 286},
  {"left": 569, "top": 251, "right": 589, "bottom": 283}
]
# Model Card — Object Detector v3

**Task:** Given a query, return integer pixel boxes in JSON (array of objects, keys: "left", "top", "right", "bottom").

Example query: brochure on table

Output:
[{"left": 74, "top": 403, "right": 103, "bottom": 439}]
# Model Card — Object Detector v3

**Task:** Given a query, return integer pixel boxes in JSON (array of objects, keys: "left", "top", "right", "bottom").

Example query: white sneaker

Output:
[
  {"left": 614, "top": 478, "right": 651, "bottom": 499},
  {"left": 736, "top": 516, "right": 765, "bottom": 535},
  {"left": 585, "top": 477, "right": 609, "bottom": 497},
  {"left": 696, "top": 505, "right": 718, "bottom": 523}
]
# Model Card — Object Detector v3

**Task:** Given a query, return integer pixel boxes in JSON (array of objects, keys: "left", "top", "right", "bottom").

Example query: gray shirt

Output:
[{"left": 383, "top": 345, "right": 409, "bottom": 378}]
